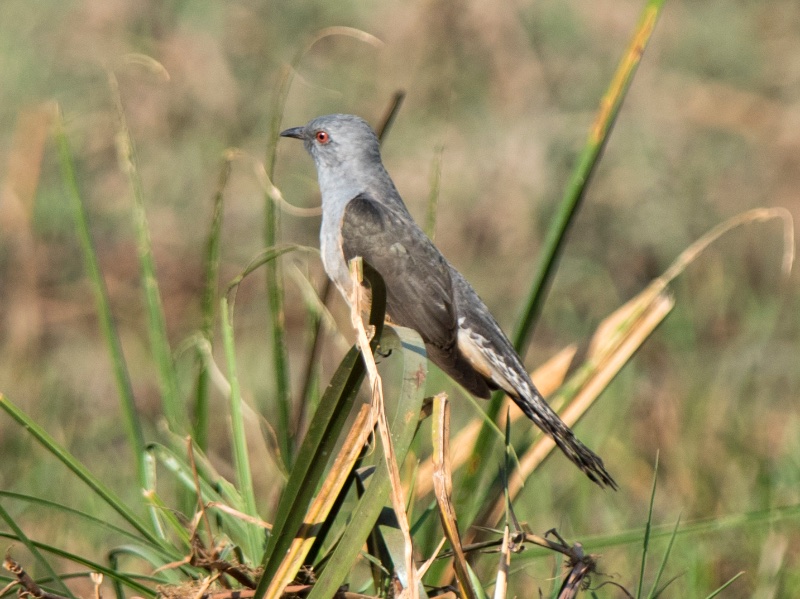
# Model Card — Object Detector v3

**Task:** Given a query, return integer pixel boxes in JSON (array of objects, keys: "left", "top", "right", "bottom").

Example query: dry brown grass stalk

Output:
[
  {"left": 414, "top": 345, "right": 578, "bottom": 498},
  {"left": 348, "top": 258, "right": 419, "bottom": 599},
  {"left": 263, "top": 403, "right": 373, "bottom": 598},
  {"left": 481, "top": 289, "right": 674, "bottom": 526},
  {"left": 492, "top": 525, "right": 511, "bottom": 599},
  {"left": 432, "top": 394, "right": 478, "bottom": 599}
]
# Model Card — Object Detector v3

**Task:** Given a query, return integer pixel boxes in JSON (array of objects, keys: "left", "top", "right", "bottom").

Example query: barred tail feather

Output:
[{"left": 512, "top": 390, "right": 618, "bottom": 490}]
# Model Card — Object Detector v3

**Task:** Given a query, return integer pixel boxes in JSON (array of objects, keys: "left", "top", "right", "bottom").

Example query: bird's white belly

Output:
[{"left": 320, "top": 212, "right": 354, "bottom": 302}]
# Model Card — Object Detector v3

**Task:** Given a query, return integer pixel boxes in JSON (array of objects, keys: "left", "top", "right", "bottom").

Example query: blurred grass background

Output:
[{"left": 1, "top": 0, "right": 799, "bottom": 596}]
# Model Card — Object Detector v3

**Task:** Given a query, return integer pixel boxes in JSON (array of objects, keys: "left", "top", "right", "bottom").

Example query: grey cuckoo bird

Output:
[{"left": 280, "top": 114, "right": 616, "bottom": 489}]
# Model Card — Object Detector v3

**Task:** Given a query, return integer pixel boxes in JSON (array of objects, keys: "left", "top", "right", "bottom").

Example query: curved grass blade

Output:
[
  {"left": 195, "top": 154, "right": 232, "bottom": 451},
  {"left": 108, "top": 535, "right": 127, "bottom": 599},
  {"left": 108, "top": 71, "right": 185, "bottom": 434},
  {"left": 148, "top": 440, "right": 246, "bottom": 510},
  {"left": 0, "top": 502, "right": 75, "bottom": 599},
  {"left": 54, "top": 108, "right": 147, "bottom": 491},
  {"left": 307, "top": 324, "right": 428, "bottom": 599},
  {"left": 253, "top": 264, "right": 387, "bottom": 599},
  {"left": 0, "top": 394, "right": 172, "bottom": 554},
  {"left": 0, "top": 492, "right": 147, "bottom": 544},
  {"left": 375, "top": 90, "right": 405, "bottom": 141},
  {"left": 141, "top": 490, "right": 191, "bottom": 551},
  {"left": 147, "top": 443, "right": 255, "bottom": 552},
  {"left": 226, "top": 245, "right": 312, "bottom": 301}
]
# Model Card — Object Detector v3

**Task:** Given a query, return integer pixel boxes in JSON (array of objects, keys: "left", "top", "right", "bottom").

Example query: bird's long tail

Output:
[{"left": 511, "top": 388, "right": 617, "bottom": 490}]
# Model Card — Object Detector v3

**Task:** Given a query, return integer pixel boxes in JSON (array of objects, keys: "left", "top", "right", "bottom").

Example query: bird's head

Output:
[{"left": 280, "top": 114, "right": 384, "bottom": 188}]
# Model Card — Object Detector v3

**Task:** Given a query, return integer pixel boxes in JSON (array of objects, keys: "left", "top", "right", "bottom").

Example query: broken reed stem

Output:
[
  {"left": 432, "top": 394, "right": 477, "bottom": 599},
  {"left": 492, "top": 525, "right": 511, "bottom": 599},
  {"left": 348, "top": 258, "right": 418, "bottom": 599}
]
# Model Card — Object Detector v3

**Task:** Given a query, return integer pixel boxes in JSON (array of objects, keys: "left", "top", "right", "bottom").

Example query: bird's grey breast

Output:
[{"left": 316, "top": 165, "right": 384, "bottom": 301}]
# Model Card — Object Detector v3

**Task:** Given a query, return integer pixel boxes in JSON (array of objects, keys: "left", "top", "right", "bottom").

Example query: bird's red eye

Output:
[{"left": 315, "top": 131, "right": 330, "bottom": 144}]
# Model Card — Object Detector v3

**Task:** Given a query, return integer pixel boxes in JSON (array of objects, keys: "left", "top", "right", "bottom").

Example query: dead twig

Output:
[{"left": 3, "top": 553, "right": 71, "bottom": 599}]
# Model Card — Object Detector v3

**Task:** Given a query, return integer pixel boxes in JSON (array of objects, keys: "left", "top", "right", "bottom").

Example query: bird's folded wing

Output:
[{"left": 341, "top": 193, "right": 457, "bottom": 353}]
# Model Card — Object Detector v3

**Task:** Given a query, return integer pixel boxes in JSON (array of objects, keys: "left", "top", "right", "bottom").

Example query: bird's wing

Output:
[{"left": 340, "top": 193, "right": 457, "bottom": 352}]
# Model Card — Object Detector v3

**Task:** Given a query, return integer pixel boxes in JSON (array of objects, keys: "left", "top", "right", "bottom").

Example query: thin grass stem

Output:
[{"left": 54, "top": 109, "right": 148, "bottom": 490}]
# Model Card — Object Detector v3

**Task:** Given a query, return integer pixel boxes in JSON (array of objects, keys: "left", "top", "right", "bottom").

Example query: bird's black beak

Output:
[{"left": 279, "top": 126, "right": 305, "bottom": 140}]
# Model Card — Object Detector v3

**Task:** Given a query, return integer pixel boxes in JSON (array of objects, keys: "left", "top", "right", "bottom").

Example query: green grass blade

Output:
[
  {"left": 549, "top": 553, "right": 563, "bottom": 599},
  {"left": 703, "top": 572, "right": 744, "bottom": 599},
  {"left": 460, "top": 0, "right": 668, "bottom": 527},
  {"left": 646, "top": 512, "right": 681, "bottom": 599},
  {"left": 108, "top": 71, "right": 186, "bottom": 433},
  {"left": 254, "top": 264, "right": 387, "bottom": 599},
  {"left": 263, "top": 66, "right": 294, "bottom": 472},
  {"left": 54, "top": 109, "right": 147, "bottom": 490},
  {"left": 294, "top": 278, "right": 332, "bottom": 436},
  {"left": 650, "top": 574, "right": 682, "bottom": 599},
  {"left": 195, "top": 154, "right": 232, "bottom": 450},
  {"left": 513, "top": 502, "right": 800, "bottom": 563},
  {"left": 220, "top": 296, "right": 262, "bottom": 560},
  {"left": 108, "top": 549, "right": 126, "bottom": 599},
  {"left": 374, "top": 520, "right": 429, "bottom": 599},
  {"left": 265, "top": 64, "right": 292, "bottom": 181},
  {"left": 0, "top": 532, "right": 157, "bottom": 597},
  {"left": 255, "top": 344, "right": 367, "bottom": 594},
  {"left": 0, "top": 502, "right": 76, "bottom": 599},
  {"left": 0, "top": 491, "right": 158, "bottom": 546},
  {"left": 147, "top": 443, "right": 256, "bottom": 551},
  {"left": 466, "top": 562, "right": 487, "bottom": 599},
  {"left": 108, "top": 546, "right": 187, "bottom": 583},
  {"left": 141, "top": 489, "right": 192, "bottom": 551},
  {"left": 148, "top": 440, "right": 245, "bottom": 510},
  {"left": 375, "top": 90, "right": 405, "bottom": 141},
  {"left": 307, "top": 325, "right": 427, "bottom": 599},
  {"left": 637, "top": 454, "right": 659, "bottom": 598},
  {"left": 512, "top": 0, "right": 667, "bottom": 352},
  {"left": 0, "top": 394, "right": 172, "bottom": 553}
]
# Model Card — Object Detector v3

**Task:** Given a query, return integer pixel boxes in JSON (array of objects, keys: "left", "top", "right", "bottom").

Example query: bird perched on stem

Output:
[{"left": 280, "top": 114, "right": 616, "bottom": 489}]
